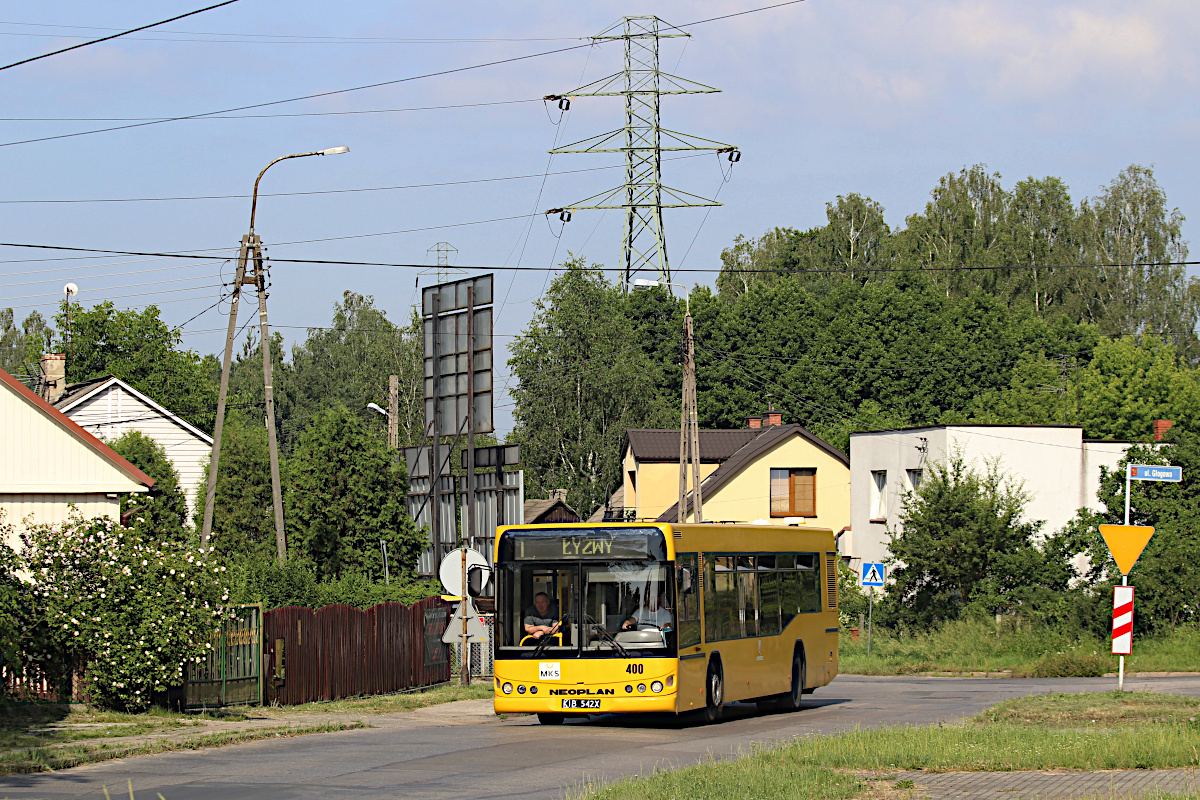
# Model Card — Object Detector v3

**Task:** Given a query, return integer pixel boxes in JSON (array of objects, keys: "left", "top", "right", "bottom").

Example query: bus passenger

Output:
[
  {"left": 524, "top": 592, "right": 561, "bottom": 640},
  {"left": 622, "top": 589, "right": 672, "bottom": 631}
]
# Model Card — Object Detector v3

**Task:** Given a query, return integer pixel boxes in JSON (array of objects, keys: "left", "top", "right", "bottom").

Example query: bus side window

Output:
[
  {"left": 676, "top": 553, "right": 701, "bottom": 648},
  {"left": 780, "top": 561, "right": 799, "bottom": 629},
  {"left": 758, "top": 556, "right": 781, "bottom": 636},
  {"left": 797, "top": 553, "right": 822, "bottom": 613},
  {"left": 736, "top": 555, "right": 757, "bottom": 638}
]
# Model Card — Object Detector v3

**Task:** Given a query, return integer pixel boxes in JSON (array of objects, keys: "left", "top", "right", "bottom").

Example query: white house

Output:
[
  {"left": 0, "top": 367, "right": 153, "bottom": 553},
  {"left": 53, "top": 376, "right": 213, "bottom": 522},
  {"left": 846, "top": 424, "right": 1128, "bottom": 571}
]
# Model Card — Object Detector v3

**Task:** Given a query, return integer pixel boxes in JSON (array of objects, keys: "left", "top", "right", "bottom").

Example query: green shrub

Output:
[
  {"left": 226, "top": 555, "right": 438, "bottom": 610},
  {"left": 1031, "top": 651, "right": 1113, "bottom": 678},
  {"left": 22, "top": 513, "right": 228, "bottom": 710}
]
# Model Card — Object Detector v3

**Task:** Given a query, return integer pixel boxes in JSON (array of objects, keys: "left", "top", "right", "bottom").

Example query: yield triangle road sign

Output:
[{"left": 1099, "top": 524, "right": 1155, "bottom": 576}]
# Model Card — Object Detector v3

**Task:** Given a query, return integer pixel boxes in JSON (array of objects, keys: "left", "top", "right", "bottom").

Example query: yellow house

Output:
[{"left": 619, "top": 414, "right": 850, "bottom": 535}]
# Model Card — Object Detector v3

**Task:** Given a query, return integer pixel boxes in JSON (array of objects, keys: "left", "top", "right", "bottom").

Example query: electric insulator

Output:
[
  {"left": 559, "top": 97, "right": 571, "bottom": 111},
  {"left": 559, "top": 210, "right": 573, "bottom": 223},
  {"left": 728, "top": 149, "right": 741, "bottom": 163}
]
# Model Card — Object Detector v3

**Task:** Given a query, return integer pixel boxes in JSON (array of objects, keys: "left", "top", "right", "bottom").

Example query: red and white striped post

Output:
[{"left": 1111, "top": 584, "right": 1134, "bottom": 691}]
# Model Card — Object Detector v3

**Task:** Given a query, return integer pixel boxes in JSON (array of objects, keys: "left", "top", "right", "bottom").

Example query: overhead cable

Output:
[
  {"left": 0, "top": 0, "right": 239, "bottom": 72},
  {"left": 4, "top": 241, "right": 1196, "bottom": 276},
  {"left": 0, "top": 41, "right": 603, "bottom": 148}
]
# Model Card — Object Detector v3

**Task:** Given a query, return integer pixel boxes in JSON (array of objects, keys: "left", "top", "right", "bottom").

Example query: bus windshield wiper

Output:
[
  {"left": 531, "top": 618, "right": 565, "bottom": 658},
  {"left": 585, "top": 614, "right": 629, "bottom": 658}
]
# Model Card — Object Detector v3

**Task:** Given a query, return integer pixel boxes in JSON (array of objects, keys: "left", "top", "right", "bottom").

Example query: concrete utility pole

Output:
[
  {"left": 387, "top": 375, "right": 399, "bottom": 451},
  {"left": 636, "top": 279, "right": 702, "bottom": 523},
  {"left": 201, "top": 146, "right": 349, "bottom": 562}
]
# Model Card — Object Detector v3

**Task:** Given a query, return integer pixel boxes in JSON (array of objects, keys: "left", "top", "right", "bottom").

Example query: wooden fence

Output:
[
  {"left": 1, "top": 664, "right": 64, "bottom": 702},
  {"left": 262, "top": 597, "right": 451, "bottom": 705}
]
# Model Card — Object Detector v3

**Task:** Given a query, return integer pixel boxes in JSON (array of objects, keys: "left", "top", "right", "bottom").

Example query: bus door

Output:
[{"left": 674, "top": 553, "right": 704, "bottom": 710}]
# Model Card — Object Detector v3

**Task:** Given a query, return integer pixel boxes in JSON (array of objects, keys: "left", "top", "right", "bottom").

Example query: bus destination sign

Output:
[{"left": 501, "top": 527, "right": 667, "bottom": 561}]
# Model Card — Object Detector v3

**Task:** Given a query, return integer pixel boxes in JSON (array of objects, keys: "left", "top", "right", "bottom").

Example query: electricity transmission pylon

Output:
[{"left": 547, "top": 16, "right": 739, "bottom": 286}]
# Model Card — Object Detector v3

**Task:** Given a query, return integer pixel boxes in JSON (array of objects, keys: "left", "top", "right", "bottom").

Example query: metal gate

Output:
[{"left": 184, "top": 604, "right": 263, "bottom": 709}]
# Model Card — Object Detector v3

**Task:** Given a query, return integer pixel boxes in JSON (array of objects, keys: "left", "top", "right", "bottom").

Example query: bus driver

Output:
[{"left": 523, "top": 592, "right": 561, "bottom": 640}]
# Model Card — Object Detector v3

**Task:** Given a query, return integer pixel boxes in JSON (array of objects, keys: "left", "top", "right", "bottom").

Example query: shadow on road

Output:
[{"left": 557, "top": 696, "right": 851, "bottom": 729}]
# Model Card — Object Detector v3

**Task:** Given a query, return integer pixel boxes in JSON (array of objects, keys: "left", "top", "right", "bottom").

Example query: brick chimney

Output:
[
  {"left": 747, "top": 416, "right": 762, "bottom": 429},
  {"left": 40, "top": 353, "right": 66, "bottom": 404},
  {"left": 763, "top": 411, "right": 783, "bottom": 427},
  {"left": 1153, "top": 419, "right": 1173, "bottom": 442}
]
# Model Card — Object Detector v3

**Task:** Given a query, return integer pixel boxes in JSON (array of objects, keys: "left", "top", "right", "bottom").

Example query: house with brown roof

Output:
[
  {"left": 0, "top": 365, "right": 153, "bottom": 553},
  {"left": 614, "top": 412, "right": 850, "bottom": 535}
]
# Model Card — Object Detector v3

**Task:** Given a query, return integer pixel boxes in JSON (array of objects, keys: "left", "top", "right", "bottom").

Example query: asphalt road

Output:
[{"left": 4, "top": 675, "right": 1199, "bottom": 800}]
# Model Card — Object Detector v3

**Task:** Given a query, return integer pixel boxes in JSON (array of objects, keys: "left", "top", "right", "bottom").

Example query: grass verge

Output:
[
  {"left": 838, "top": 619, "right": 1200, "bottom": 676},
  {"left": 0, "top": 721, "right": 365, "bottom": 775},
  {"left": 574, "top": 692, "right": 1200, "bottom": 800}
]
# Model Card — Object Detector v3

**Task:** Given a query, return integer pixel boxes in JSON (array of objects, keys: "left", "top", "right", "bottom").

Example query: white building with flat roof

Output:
[{"left": 846, "top": 424, "right": 1128, "bottom": 570}]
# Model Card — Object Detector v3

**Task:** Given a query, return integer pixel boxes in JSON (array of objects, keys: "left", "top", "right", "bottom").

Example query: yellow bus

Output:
[{"left": 492, "top": 522, "right": 839, "bottom": 724}]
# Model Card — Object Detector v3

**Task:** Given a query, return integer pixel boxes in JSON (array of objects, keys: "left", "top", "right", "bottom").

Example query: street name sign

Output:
[
  {"left": 1112, "top": 585, "right": 1134, "bottom": 655},
  {"left": 1128, "top": 464, "right": 1182, "bottom": 482},
  {"left": 861, "top": 562, "right": 885, "bottom": 587},
  {"left": 1098, "top": 525, "right": 1155, "bottom": 576}
]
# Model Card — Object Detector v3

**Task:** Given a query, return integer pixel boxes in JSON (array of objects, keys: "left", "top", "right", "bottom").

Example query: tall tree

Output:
[
  {"left": 285, "top": 405, "right": 422, "bottom": 580},
  {"left": 509, "top": 257, "right": 665, "bottom": 516},
  {"left": 108, "top": 430, "right": 188, "bottom": 540},
  {"left": 195, "top": 416, "right": 275, "bottom": 560},
  {"left": 0, "top": 309, "right": 53, "bottom": 379},
  {"left": 55, "top": 302, "right": 216, "bottom": 430},
  {"left": 289, "top": 292, "right": 423, "bottom": 446},
  {"left": 1076, "top": 165, "right": 1196, "bottom": 345}
]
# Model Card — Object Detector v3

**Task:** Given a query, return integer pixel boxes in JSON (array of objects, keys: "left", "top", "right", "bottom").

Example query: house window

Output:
[
  {"left": 870, "top": 470, "right": 888, "bottom": 521},
  {"left": 770, "top": 468, "right": 816, "bottom": 517},
  {"left": 907, "top": 469, "right": 923, "bottom": 491}
]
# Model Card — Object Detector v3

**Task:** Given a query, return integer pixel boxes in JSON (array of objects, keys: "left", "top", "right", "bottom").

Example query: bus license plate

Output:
[{"left": 562, "top": 698, "right": 601, "bottom": 710}]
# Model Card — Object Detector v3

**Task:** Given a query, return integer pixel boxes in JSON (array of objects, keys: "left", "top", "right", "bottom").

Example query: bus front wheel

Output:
[{"left": 703, "top": 661, "right": 724, "bottom": 724}]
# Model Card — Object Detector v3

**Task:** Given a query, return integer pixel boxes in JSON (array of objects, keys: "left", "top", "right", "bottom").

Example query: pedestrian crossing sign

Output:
[{"left": 862, "top": 562, "right": 885, "bottom": 587}]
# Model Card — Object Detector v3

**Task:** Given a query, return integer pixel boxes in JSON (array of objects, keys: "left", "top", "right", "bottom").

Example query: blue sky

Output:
[{"left": 2, "top": 0, "right": 1196, "bottom": 437}]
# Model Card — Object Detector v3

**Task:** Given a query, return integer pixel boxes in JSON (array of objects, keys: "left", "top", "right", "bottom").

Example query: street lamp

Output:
[
  {"left": 366, "top": 402, "right": 389, "bottom": 416},
  {"left": 201, "top": 146, "right": 350, "bottom": 565},
  {"left": 250, "top": 146, "right": 350, "bottom": 232},
  {"left": 635, "top": 277, "right": 702, "bottom": 523}
]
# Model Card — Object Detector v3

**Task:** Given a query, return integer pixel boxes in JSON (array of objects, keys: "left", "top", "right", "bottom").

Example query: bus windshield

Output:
[{"left": 496, "top": 527, "right": 675, "bottom": 659}]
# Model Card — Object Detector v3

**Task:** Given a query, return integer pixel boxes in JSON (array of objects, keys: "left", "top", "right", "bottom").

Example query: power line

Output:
[
  {"left": 0, "top": 260, "right": 215, "bottom": 288},
  {"left": 0, "top": 98, "right": 539, "bottom": 122},
  {"left": 0, "top": 21, "right": 584, "bottom": 44},
  {"left": 677, "top": 0, "right": 807, "bottom": 29},
  {"left": 0, "top": 0, "right": 239, "bottom": 72},
  {"left": 0, "top": 154, "right": 708, "bottom": 205},
  {"left": 0, "top": 41, "right": 603, "bottom": 149}
]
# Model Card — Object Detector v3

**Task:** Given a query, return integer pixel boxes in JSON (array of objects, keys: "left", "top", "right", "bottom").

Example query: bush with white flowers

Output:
[{"left": 22, "top": 512, "right": 229, "bottom": 710}]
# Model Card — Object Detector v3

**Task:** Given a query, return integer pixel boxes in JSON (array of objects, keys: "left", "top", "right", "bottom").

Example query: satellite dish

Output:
[
  {"left": 438, "top": 548, "right": 490, "bottom": 598},
  {"left": 63, "top": 282, "right": 78, "bottom": 298}
]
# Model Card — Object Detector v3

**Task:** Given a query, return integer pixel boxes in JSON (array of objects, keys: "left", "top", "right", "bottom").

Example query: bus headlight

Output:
[
  {"left": 502, "top": 683, "right": 513, "bottom": 694},
  {"left": 517, "top": 685, "right": 526, "bottom": 694},
  {"left": 637, "top": 683, "right": 646, "bottom": 693},
  {"left": 651, "top": 681, "right": 663, "bottom": 693}
]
